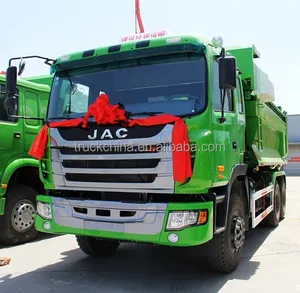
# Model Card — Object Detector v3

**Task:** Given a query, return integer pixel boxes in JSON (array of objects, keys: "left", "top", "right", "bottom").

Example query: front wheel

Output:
[
  {"left": 76, "top": 236, "right": 120, "bottom": 257},
  {"left": 0, "top": 185, "right": 38, "bottom": 245},
  {"left": 207, "top": 192, "right": 246, "bottom": 273}
]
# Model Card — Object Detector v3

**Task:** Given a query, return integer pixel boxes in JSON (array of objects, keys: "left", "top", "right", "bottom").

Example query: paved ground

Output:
[{"left": 0, "top": 177, "right": 299, "bottom": 293}]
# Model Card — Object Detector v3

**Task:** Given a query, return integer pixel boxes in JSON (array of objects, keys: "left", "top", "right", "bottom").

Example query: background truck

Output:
[
  {"left": 0, "top": 66, "right": 52, "bottom": 245},
  {"left": 5, "top": 32, "right": 288, "bottom": 273}
]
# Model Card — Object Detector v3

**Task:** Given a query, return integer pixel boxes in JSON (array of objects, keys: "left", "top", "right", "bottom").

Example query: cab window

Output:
[{"left": 0, "top": 84, "right": 18, "bottom": 122}]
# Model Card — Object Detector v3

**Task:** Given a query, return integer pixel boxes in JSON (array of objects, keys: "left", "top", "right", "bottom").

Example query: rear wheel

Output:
[
  {"left": 264, "top": 180, "right": 281, "bottom": 227},
  {"left": 76, "top": 235, "right": 120, "bottom": 257},
  {"left": 280, "top": 180, "right": 286, "bottom": 219},
  {"left": 207, "top": 192, "right": 246, "bottom": 273},
  {"left": 0, "top": 185, "right": 38, "bottom": 245}
]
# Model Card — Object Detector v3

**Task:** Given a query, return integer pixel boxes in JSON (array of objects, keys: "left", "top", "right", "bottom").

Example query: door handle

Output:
[
  {"left": 232, "top": 141, "right": 237, "bottom": 149},
  {"left": 13, "top": 132, "right": 21, "bottom": 139}
]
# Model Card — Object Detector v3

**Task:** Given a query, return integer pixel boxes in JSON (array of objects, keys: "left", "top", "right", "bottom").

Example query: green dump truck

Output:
[
  {"left": 0, "top": 69, "right": 52, "bottom": 245},
  {"left": 5, "top": 32, "right": 288, "bottom": 272}
]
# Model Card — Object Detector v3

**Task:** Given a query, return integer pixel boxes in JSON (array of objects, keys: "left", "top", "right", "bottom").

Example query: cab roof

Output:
[{"left": 53, "top": 33, "right": 212, "bottom": 70}]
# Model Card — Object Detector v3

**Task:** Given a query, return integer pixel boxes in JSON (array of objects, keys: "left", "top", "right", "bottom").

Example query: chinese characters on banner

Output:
[{"left": 121, "top": 29, "right": 170, "bottom": 42}]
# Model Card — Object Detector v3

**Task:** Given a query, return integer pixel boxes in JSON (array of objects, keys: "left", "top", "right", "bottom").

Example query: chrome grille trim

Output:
[{"left": 49, "top": 124, "right": 174, "bottom": 193}]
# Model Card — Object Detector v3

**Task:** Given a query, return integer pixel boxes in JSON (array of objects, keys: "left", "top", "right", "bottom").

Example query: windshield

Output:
[{"left": 47, "top": 53, "right": 206, "bottom": 120}]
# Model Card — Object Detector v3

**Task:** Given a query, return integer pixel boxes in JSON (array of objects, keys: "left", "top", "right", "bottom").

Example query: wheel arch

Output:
[
  {"left": 274, "top": 172, "right": 286, "bottom": 189},
  {"left": 210, "top": 164, "right": 249, "bottom": 233},
  {"left": 225, "top": 164, "right": 249, "bottom": 229},
  {"left": 1, "top": 159, "right": 44, "bottom": 198}
]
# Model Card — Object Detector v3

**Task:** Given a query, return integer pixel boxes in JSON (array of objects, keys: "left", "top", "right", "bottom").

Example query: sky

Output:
[{"left": 1, "top": 0, "right": 299, "bottom": 114}]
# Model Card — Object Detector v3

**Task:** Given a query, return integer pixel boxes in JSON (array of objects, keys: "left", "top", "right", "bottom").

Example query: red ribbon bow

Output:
[{"left": 28, "top": 93, "right": 192, "bottom": 183}]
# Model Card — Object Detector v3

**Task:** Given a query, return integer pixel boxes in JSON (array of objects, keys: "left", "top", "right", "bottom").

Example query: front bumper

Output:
[{"left": 35, "top": 195, "right": 213, "bottom": 247}]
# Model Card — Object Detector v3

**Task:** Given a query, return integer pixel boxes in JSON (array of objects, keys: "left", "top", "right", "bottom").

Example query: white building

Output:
[{"left": 284, "top": 114, "right": 300, "bottom": 176}]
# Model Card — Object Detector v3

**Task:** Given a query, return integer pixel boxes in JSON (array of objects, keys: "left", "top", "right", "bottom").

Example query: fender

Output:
[
  {"left": 223, "top": 164, "right": 249, "bottom": 230},
  {"left": 0, "top": 158, "right": 39, "bottom": 197},
  {"left": 271, "top": 170, "right": 286, "bottom": 184}
]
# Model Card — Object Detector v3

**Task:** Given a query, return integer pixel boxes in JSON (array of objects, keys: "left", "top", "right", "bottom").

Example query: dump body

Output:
[
  {"left": 24, "top": 75, "right": 53, "bottom": 87},
  {"left": 228, "top": 46, "right": 288, "bottom": 167}
]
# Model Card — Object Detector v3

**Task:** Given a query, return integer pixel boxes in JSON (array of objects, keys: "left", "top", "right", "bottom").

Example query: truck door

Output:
[
  {"left": 235, "top": 76, "right": 246, "bottom": 163},
  {"left": 22, "top": 89, "right": 47, "bottom": 155},
  {"left": 0, "top": 83, "right": 24, "bottom": 180}
]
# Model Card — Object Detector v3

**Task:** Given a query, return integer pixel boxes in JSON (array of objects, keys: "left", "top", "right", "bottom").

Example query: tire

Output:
[
  {"left": 76, "top": 235, "right": 120, "bottom": 257},
  {"left": 207, "top": 192, "right": 246, "bottom": 273},
  {"left": 280, "top": 180, "right": 286, "bottom": 220},
  {"left": 0, "top": 185, "right": 38, "bottom": 245},
  {"left": 264, "top": 180, "right": 281, "bottom": 227}
]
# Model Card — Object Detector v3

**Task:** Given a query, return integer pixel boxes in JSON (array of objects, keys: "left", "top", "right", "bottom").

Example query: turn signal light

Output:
[
  {"left": 217, "top": 165, "right": 224, "bottom": 172},
  {"left": 198, "top": 211, "right": 207, "bottom": 224}
]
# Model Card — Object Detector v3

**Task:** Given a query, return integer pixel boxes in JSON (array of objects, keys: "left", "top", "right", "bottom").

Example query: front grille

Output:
[
  {"left": 62, "top": 159, "right": 160, "bottom": 169},
  {"left": 65, "top": 173, "right": 157, "bottom": 183},
  {"left": 54, "top": 144, "right": 161, "bottom": 155},
  {"left": 50, "top": 124, "right": 174, "bottom": 193}
]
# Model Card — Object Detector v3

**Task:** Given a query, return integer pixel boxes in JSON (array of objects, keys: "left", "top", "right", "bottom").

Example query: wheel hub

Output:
[
  {"left": 11, "top": 200, "right": 35, "bottom": 232},
  {"left": 231, "top": 215, "right": 245, "bottom": 252}
]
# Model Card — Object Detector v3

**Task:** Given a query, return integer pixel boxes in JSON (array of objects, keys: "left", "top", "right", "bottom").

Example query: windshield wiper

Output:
[
  {"left": 47, "top": 116, "right": 80, "bottom": 120},
  {"left": 126, "top": 111, "right": 163, "bottom": 117},
  {"left": 64, "top": 72, "right": 77, "bottom": 114}
]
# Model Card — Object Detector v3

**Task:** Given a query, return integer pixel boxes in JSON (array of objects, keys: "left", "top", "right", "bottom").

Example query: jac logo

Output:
[{"left": 87, "top": 128, "right": 128, "bottom": 140}]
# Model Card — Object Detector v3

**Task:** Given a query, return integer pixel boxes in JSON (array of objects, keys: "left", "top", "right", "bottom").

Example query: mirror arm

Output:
[
  {"left": 220, "top": 48, "right": 225, "bottom": 58},
  {"left": 218, "top": 49, "right": 227, "bottom": 124},
  {"left": 9, "top": 56, "right": 55, "bottom": 67},
  {"left": 215, "top": 48, "right": 226, "bottom": 59},
  {"left": 7, "top": 93, "right": 18, "bottom": 98},
  {"left": 219, "top": 89, "right": 226, "bottom": 123}
]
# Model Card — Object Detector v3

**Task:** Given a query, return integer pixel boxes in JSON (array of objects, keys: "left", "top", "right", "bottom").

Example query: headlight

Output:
[
  {"left": 166, "top": 210, "right": 207, "bottom": 230},
  {"left": 37, "top": 201, "right": 52, "bottom": 220}
]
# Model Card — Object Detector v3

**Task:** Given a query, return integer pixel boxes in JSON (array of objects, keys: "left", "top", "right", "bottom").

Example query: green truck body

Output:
[
  {"left": 0, "top": 72, "right": 52, "bottom": 244},
  {"left": 5, "top": 33, "right": 288, "bottom": 272}
]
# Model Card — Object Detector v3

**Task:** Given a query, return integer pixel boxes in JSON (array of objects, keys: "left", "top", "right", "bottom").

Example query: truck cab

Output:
[{"left": 0, "top": 71, "right": 52, "bottom": 245}]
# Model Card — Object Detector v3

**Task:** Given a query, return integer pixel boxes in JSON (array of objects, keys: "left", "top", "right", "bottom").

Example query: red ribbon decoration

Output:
[{"left": 28, "top": 93, "right": 192, "bottom": 182}]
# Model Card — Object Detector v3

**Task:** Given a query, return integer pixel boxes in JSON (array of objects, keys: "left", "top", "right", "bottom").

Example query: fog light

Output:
[
  {"left": 43, "top": 221, "right": 51, "bottom": 230},
  {"left": 168, "top": 233, "right": 179, "bottom": 243},
  {"left": 37, "top": 201, "right": 52, "bottom": 220}
]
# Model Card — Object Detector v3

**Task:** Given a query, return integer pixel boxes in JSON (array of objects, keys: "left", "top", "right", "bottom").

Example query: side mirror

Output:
[
  {"left": 6, "top": 66, "right": 17, "bottom": 95},
  {"left": 18, "top": 59, "right": 26, "bottom": 76},
  {"left": 219, "top": 57, "right": 237, "bottom": 89}
]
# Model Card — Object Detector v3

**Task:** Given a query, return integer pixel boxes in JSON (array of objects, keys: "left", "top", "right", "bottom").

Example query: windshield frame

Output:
[{"left": 46, "top": 52, "right": 208, "bottom": 122}]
